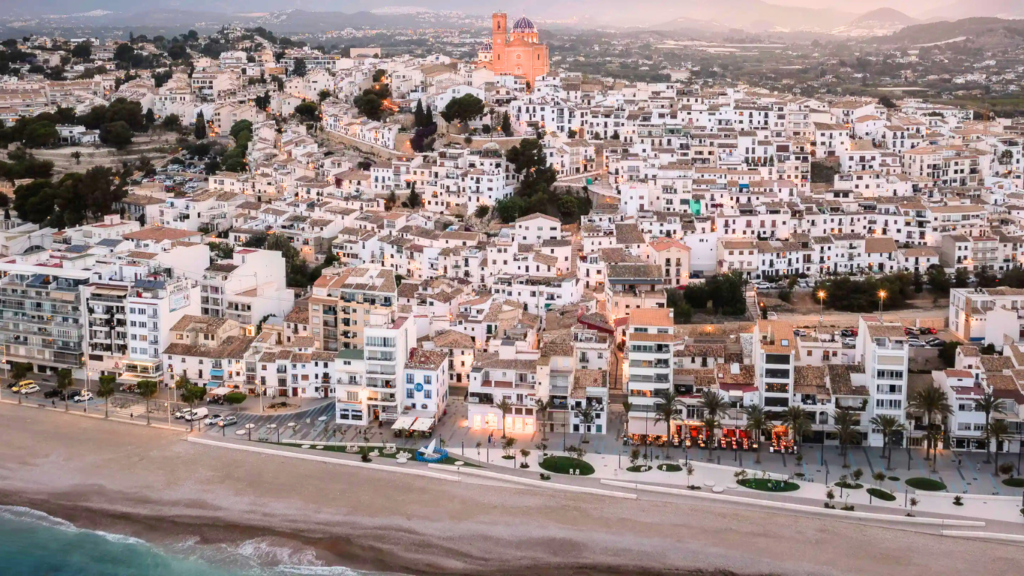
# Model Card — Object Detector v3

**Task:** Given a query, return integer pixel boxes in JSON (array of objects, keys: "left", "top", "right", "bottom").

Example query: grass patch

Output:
[
  {"left": 738, "top": 478, "right": 800, "bottom": 493},
  {"left": 834, "top": 481, "right": 863, "bottom": 490},
  {"left": 539, "top": 456, "right": 595, "bottom": 476},
  {"left": 223, "top": 391, "right": 247, "bottom": 404},
  {"left": 887, "top": 476, "right": 901, "bottom": 482},
  {"left": 1002, "top": 477, "right": 1024, "bottom": 488},
  {"left": 627, "top": 465, "right": 651, "bottom": 473},
  {"left": 501, "top": 455, "right": 514, "bottom": 460},
  {"left": 794, "top": 472, "right": 806, "bottom": 478},
  {"left": 906, "top": 477, "right": 946, "bottom": 491},
  {"left": 867, "top": 488, "right": 896, "bottom": 502},
  {"left": 657, "top": 463, "right": 683, "bottom": 472}
]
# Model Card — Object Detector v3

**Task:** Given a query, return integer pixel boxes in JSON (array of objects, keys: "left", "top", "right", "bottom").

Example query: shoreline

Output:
[{"left": 2, "top": 404, "right": 1022, "bottom": 576}]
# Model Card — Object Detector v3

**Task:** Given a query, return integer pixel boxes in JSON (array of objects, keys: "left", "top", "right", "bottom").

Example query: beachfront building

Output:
[
  {"left": 468, "top": 348, "right": 539, "bottom": 435},
  {"left": 623, "top": 309, "right": 677, "bottom": 440},
  {"left": 162, "top": 316, "right": 255, "bottom": 389},
  {"left": 403, "top": 348, "right": 450, "bottom": 420},
  {"left": 0, "top": 264, "right": 90, "bottom": 376},
  {"left": 334, "top": 313, "right": 415, "bottom": 424},
  {"left": 308, "top": 266, "right": 398, "bottom": 352}
]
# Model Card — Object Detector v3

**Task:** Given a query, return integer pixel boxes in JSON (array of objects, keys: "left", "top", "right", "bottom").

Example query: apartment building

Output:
[{"left": 308, "top": 267, "right": 398, "bottom": 351}]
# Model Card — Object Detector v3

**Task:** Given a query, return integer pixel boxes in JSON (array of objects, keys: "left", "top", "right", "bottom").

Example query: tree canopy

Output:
[
  {"left": 13, "top": 166, "right": 128, "bottom": 228},
  {"left": 440, "top": 94, "right": 485, "bottom": 124}
]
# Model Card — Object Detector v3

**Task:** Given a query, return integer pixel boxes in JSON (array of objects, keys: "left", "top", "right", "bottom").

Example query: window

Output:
[
  {"left": 406, "top": 389, "right": 415, "bottom": 399},
  {"left": 424, "top": 389, "right": 432, "bottom": 400},
  {"left": 406, "top": 374, "right": 414, "bottom": 384},
  {"left": 346, "top": 391, "right": 359, "bottom": 402},
  {"left": 424, "top": 375, "right": 432, "bottom": 385}
]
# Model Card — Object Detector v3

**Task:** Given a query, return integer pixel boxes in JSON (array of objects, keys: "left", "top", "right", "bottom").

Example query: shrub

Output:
[
  {"left": 905, "top": 477, "right": 946, "bottom": 491},
  {"left": 998, "top": 462, "right": 1015, "bottom": 476},
  {"left": 224, "top": 391, "right": 247, "bottom": 404},
  {"left": 953, "top": 495, "right": 963, "bottom": 506}
]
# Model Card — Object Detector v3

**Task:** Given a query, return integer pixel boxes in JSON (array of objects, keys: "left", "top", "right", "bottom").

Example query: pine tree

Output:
[
  {"left": 424, "top": 105, "right": 434, "bottom": 126},
  {"left": 414, "top": 100, "right": 425, "bottom": 128},
  {"left": 406, "top": 183, "right": 421, "bottom": 209},
  {"left": 194, "top": 110, "right": 207, "bottom": 140},
  {"left": 501, "top": 111, "right": 512, "bottom": 136}
]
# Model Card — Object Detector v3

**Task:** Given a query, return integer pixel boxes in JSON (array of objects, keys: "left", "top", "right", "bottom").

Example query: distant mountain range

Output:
[{"left": 829, "top": 7, "right": 917, "bottom": 37}]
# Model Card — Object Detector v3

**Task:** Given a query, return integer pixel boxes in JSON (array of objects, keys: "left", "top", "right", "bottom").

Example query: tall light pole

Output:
[
  {"left": 878, "top": 290, "right": 887, "bottom": 321},
  {"left": 817, "top": 290, "right": 826, "bottom": 333}
]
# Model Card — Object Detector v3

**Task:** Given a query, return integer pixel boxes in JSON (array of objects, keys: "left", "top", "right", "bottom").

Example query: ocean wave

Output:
[{"left": 0, "top": 505, "right": 148, "bottom": 546}]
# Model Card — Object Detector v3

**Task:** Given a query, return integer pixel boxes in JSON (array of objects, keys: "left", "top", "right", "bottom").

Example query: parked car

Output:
[
  {"left": 217, "top": 415, "right": 238, "bottom": 427},
  {"left": 11, "top": 380, "right": 34, "bottom": 392},
  {"left": 840, "top": 329, "right": 858, "bottom": 338},
  {"left": 754, "top": 282, "right": 773, "bottom": 290},
  {"left": 19, "top": 384, "right": 40, "bottom": 394},
  {"left": 793, "top": 329, "right": 807, "bottom": 337},
  {"left": 173, "top": 408, "right": 194, "bottom": 420},
  {"left": 43, "top": 388, "right": 61, "bottom": 399},
  {"left": 908, "top": 340, "right": 928, "bottom": 348},
  {"left": 918, "top": 327, "right": 937, "bottom": 335},
  {"left": 73, "top": 391, "right": 93, "bottom": 403},
  {"left": 842, "top": 338, "right": 856, "bottom": 347},
  {"left": 926, "top": 338, "right": 944, "bottom": 347},
  {"left": 60, "top": 390, "right": 81, "bottom": 401},
  {"left": 184, "top": 407, "right": 209, "bottom": 422},
  {"left": 203, "top": 413, "right": 224, "bottom": 426}
]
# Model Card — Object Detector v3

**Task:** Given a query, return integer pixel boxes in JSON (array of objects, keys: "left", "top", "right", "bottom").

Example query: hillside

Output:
[
  {"left": 851, "top": 8, "right": 916, "bottom": 26},
  {"left": 921, "top": 0, "right": 1024, "bottom": 21},
  {"left": 881, "top": 17, "right": 1024, "bottom": 46}
]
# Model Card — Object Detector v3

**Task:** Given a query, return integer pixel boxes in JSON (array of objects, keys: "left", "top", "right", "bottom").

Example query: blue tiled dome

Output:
[
  {"left": 479, "top": 40, "right": 493, "bottom": 52},
  {"left": 511, "top": 16, "right": 536, "bottom": 34}
]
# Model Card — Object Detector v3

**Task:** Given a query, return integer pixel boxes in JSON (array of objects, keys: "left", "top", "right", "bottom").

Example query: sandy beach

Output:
[{"left": 1, "top": 403, "right": 1021, "bottom": 576}]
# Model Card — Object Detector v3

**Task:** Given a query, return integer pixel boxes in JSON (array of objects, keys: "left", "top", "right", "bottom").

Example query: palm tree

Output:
[
  {"left": 869, "top": 414, "right": 905, "bottom": 470},
  {"left": 534, "top": 397, "right": 550, "bottom": 441},
  {"left": 496, "top": 397, "right": 513, "bottom": 439},
  {"left": 56, "top": 368, "right": 74, "bottom": 412},
  {"left": 137, "top": 379, "right": 158, "bottom": 425},
  {"left": 988, "top": 419, "right": 1011, "bottom": 475},
  {"left": 740, "top": 404, "right": 773, "bottom": 464},
  {"left": 178, "top": 380, "right": 207, "bottom": 431},
  {"left": 653, "top": 393, "right": 677, "bottom": 458},
  {"left": 699, "top": 388, "right": 724, "bottom": 419},
  {"left": 96, "top": 375, "right": 116, "bottom": 419},
  {"left": 702, "top": 415, "right": 720, "bottom": 458},
  {"left": 832, "top": 406, "right": 859, "bottom": 468},
  {"left": 974, "top": 392, "right": 1005, "bottom": 464},
  {"left": 908, "top": 387, "right": 953, "bottom": 468},
  {"left": 578, "top": 404, "right": 596, "bottom": 444},
  {"left": 781, "top": 405, "right": 811, "bottom": 452}
]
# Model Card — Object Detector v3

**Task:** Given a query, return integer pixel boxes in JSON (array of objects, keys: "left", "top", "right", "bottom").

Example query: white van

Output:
[{"left": 185, "top": 407, "right": 209, "bottom": 421}]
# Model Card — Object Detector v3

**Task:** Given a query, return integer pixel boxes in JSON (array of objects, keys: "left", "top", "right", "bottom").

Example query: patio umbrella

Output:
[{"left": 245, "top": 423, "right": 256, "bottom": 441}]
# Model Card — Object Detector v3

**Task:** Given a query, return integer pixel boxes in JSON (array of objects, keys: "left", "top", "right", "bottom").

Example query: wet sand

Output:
[{"left": 0, "top": 403, "right": 1020, "bottom": 575}]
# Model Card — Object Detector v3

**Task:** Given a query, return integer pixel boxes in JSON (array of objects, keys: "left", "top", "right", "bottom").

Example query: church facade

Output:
[{"left": 477, "top": 12, "right": 550, "bottom": 89}]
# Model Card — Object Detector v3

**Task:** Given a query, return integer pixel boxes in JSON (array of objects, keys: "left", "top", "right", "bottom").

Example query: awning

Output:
[
  {"left": 208, "top": 386, "right": 232, "bottom": 395},
  {"left": 410, "top": 417, "right": 434, "bottom": 432},
  {"left": 627, "top": 418, "right": 668, "bottom": 436},
  {"left": 391, "top": 416, "right": 415, "bottom": 431},
  {"left": 210, "top": 369, "right": 225, "bottom": 377}
]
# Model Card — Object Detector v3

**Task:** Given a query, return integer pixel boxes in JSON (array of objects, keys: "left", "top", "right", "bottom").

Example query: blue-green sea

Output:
[{"left": 0, "top": 506, "right": 380, "bottom": 576}]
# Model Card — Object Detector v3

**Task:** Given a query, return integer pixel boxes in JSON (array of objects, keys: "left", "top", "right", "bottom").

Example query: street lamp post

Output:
[
  {"left": 878, "top": 290, "right": 887, "bottom": 320},
  {"left": 817, "top": 290, "right": 826, "bottom": 326}
]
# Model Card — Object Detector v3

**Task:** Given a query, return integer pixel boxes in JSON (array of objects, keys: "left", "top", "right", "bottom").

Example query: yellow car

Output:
[{"left": 11, "top": 380, "right": 34, "bottom": 393}]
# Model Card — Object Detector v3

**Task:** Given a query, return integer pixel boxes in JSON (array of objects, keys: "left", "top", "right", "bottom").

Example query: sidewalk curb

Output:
[
  {"left": 682, "top": 458, "right": 790, "bottom": 481},
  {"left": 188, "top": 437, "right": 461, "bottom": 482},
  {"left": 941, "top": 530, "right": 1024, "bottom": 543},
  {"left": 428, "top": 464, "right": 636, "bottom": 500},
  {"left": 0, "top": 399, "right": 183, "bottom": 432},
  {"left": 600, "top": 479, "right": 987, "bottom": 528}
]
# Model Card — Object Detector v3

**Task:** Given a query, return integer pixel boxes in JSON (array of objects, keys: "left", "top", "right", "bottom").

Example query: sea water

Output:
[{"left": 0, "top": 506, "right": 379, "bottom": 576}]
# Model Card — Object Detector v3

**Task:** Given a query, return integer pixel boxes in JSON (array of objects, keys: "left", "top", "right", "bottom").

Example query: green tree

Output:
[
  {"left": 71, "top": 42, "right": 92, "bottom": 60},
  {"left": 162, "top": 114, "right": 181, "bottom": 130},
  {"left": 832, "top": 406, "right": 860, "bottom": 468},
  {"left": 781, "top": 405, "right": 811, "bottom": 453},
  {"left": 22, "top": 121, "right": 58, "bottom": 148},
  {"left": 741, "top": 404, "right": 773, "bottom": 464},
  {"left": 405, "top": 183, "right": 421, "bottom": 209},
  {"left": 953, "top": 267, "right": 971, "bottom": 288},
  {"left": 974, "top": 392, "right": 1005, "bottom": 464},
  {"left": 372, "top": 68, "right": 386, "bottom": 82},
  {"left": 96, "top": 375, "right": 117, "bottom": 419},
  {"left": 291, "top": 57, "right": 307, "bottom": 77},
  {"left": 494, "top": 197, "right": 527, "bottom": 223},
  {"left": 926, "top": 264, "right": 950, "bottom": 295},
  {"left": 908, "top": 387, "right": 953, "bottom": 470},
  {"left": 56, "top": 368, "right": 74, "bottom": 412},
  {"left": 100, "top": 121, "right": 134, "bottom": 149},
  {"left": 413, "top": 99, "right": 427, "bottom": 128},
  {"left": 501, "top": 111, "right": 512, "bottom": 136},
  {"left": 229, "top": 119, "right": 253, "bottom": 140},
  {"left": 318, "top": 88, "right": 331, "bottom": 103},
  {"left": 194, "top": 111, "right": 207, "bottom": 140},
  {"left": 811, "top": 161, "right": 838, "bottom": 184},
  {"left": 294, "top": 101, "right": 320, "bottom": 123},
  {"left": 137, "top": 379, "right": 158, "bottom": 425},
  {"left": 114, "top": 43, "right": 135, "bottom": 64},
  {"left": 496, "top": 397, "right": 513, "bottom": 438},
  {"left": 440, "top": 94, "right": 486, "bottom": 125},
  {"left": 534, "top": 397, "right": 550, "bottom": 441},
  {"left": 578, "top": 404, "right": 596, "bottom": 444},
  {"left": 987, "top": 419, "right": 1010, "bottom": 474},
  {"left": 869, "top": 414, "right": 905, "bottom": 470}
]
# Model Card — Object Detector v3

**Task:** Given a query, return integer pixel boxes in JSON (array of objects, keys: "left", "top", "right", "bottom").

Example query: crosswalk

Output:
[{"left": 197, "top": 402, "right": 344, "bottom": 443}]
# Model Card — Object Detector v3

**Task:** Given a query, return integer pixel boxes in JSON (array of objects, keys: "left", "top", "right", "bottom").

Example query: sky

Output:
[{"left": 763, "top": 0, "right": 953, "bottom": 15}]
